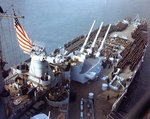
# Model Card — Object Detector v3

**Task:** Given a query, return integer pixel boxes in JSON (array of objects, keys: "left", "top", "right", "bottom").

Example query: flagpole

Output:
[
  {"left": 0, "top": 9, "right": 24, "bottom": 19},
  {"left": 0, "top": 6, "right": 24, "bottom": 19},
  {"left": 0, "top": 14, "right": 24, "bottom": 19}
]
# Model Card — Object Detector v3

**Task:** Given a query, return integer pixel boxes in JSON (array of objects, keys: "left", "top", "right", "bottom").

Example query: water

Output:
[{"left": 0, "top": 0, "right": 150, "bottom": 68}]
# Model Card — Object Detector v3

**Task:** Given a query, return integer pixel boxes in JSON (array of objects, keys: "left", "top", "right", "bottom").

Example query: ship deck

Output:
[
  {"left": 3, "top": 19, "right": 148, "bottom": 119},
  {"left": 68, "top": 64, "right": 131, "bottom": 119},
  {"left": 69, "top": 69, "right": 116, "bottom": 119},
  {"left": 68, "top": 21, "right": 148, "bottom": 119},
  {"left": 116, "top": 31, "right": 150, "bottom": 118}
]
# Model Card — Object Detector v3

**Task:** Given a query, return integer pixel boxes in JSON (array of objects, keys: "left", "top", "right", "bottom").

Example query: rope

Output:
[{"left": 4, "top": 5, "right": 14, "bottom": 13}]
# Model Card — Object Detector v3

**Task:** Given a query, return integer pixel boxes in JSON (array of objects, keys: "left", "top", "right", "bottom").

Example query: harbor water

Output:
[{"left": 0, "top": 0, "right": 150, "bottom": 68}]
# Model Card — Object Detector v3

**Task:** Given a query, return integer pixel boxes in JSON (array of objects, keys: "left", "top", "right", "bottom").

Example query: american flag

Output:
[{"left": 14, "top": 15, "right": 32, "bottom": 54}]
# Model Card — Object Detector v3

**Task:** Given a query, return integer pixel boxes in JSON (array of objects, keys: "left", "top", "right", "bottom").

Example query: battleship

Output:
[{"left": 0, "top": 6, "right": 148, "bottom": 119}]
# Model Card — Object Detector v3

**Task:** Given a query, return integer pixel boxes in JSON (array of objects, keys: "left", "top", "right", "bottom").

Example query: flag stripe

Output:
[
  {"left": 16, "top": 33, "right": 32, "bottom": 48},
  {"left": 14, "top": 16, "right": 32, "bottom": 54},
  {"left": 24, "top": 32, "right": 32, "bottom": 44},
  {"left": 15, "top": 24, "right": 32, "bottom": 45},
  {"left": 19, "top": 42, "right": 32, "bottom": 52},
  {"left": 15, "top": 26, "right": 30, "bottom": 43},
  {"left": 18, "top": 38, "right": 32, "bottom": 50}
]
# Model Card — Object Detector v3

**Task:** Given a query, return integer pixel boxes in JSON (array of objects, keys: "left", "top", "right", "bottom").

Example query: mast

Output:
[
  {"left": 88, "top": 22, "right": 104, "bottom": 54},
  {"left": 0, "top": 8, "right": 24, "bottom": 19},
  {"left": 95, "top": 24, "right": 111, "bottom": 57},
  {"left": 0, "top": 14, "right": 24, "bottom": 19},
  {"left": 0, "top": 6, "right": 10, "bottom": 119},
  {"left": 80, "top": 20, "right": 96, "bottom": 53}
]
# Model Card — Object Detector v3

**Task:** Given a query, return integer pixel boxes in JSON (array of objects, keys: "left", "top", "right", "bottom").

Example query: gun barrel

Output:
[
  {"left": 96, "top": 24, "right": 111, "bottom": 57},
  {"left": 90, "top": 22, "right": 104, "bottom": 49},
  {"left": 80, "top": 20, "right": 96, "bottom": 53}
]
